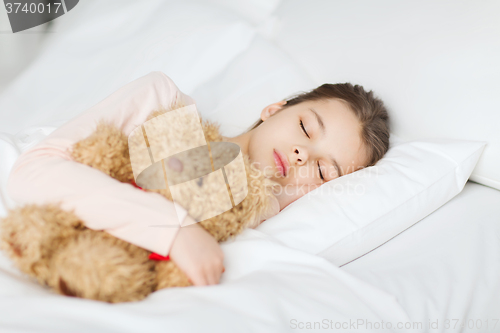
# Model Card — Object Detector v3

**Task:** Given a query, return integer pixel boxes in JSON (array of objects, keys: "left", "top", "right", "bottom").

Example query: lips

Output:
[{"left": 273, "top": 149, "right": 289, "bottom": 177}]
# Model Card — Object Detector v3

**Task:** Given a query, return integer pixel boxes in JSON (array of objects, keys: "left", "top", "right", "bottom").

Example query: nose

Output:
[{"left": 293, "top": 146, "right": 309, "bottom": 166}]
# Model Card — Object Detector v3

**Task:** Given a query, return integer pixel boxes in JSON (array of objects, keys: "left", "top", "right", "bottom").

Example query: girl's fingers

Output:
[
  {"left": 207, "top": 270, "right": 217, "bottom": 285},
  {"left": 189, "top": 267, "right": 224, "bottom": 286},
  {"left": 200, "top": 273, "right": 209, "bottom": 286},
  {"left": 210, "top": 265, "right": 223, "bottom": 285},
  {"left": 192, "top": 270, "right": 208, "bottom": 286}
]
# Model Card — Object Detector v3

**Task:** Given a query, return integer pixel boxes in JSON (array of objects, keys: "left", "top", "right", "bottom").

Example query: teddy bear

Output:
[{"left": 0, "top": 99, "right": 279, "bottom": 303}]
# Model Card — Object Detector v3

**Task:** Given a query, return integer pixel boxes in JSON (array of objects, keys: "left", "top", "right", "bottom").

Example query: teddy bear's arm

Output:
[{"left": 6, "top": 72, "right": 195, "bottom": 257}]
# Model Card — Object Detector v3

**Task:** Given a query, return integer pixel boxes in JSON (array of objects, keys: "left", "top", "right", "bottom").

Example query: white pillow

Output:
[
  {"left": 181, "top": 1, "right": 495, "bottom": 267},
  {"left": 0, "top": 0, "right": 255, "bottom": 134},
  {"left": 256, "top": 135, "right": 486, "bottom": 266},
  {"left": 188, "top": 35, "right": 486, "bottom": 266}
]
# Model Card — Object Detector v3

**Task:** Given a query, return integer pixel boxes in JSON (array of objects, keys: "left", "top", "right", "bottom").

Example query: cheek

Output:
[
  {"left": 251, "top": 127, "right": 273, "bottom": 153},
  {"left": 247, "top": 137, "right": 270, "bottom": 172}
]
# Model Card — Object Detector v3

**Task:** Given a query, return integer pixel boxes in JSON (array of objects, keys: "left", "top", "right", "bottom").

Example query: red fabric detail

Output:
[
  {"left": 149, "top": 252, "right": 170, "bottom": 261},
  {"left": 130, "top": 179, "right": 146, "bottom": 191}
]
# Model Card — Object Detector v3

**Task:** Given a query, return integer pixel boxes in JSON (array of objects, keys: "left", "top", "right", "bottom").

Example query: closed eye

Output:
[
  {"left": 300, "top": 120, "right": 310, "bottom": 138},
  {"left": 300, "top": 120, "right": 324, "bottom": 181}
]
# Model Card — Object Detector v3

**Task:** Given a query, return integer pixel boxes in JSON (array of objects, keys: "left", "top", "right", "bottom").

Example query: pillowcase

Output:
[
  {"left": 0, "top": 0, "right": 255, "bottom": 135},
  {"left": 256, "top": 135, "right": 486, "bottom": 266},
  {"left": 188, "top": 34, "right": 486, "bottom": 266},
  {"left": 187, "top": 35, "right": 485, "bottom": 265}
]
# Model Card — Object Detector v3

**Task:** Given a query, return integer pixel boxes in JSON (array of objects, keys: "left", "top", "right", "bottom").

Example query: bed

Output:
[{"left": 0, "top": 1, "right": 499, "bottom": 332}]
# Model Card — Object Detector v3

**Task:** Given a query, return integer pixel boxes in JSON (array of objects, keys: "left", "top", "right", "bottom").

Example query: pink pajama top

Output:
[{"left": 6, "top": 72, "right": 197, "bottom": 257}]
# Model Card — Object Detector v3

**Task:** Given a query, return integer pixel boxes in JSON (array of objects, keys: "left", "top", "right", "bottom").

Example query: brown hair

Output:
[{"left": 245, "top": 83, "right": 391, "bottom": 169}]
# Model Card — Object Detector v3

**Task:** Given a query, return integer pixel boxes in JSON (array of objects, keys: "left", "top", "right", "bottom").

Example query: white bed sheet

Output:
[{"left": 339, "top": 181, "right": 500, "bottom": 332}]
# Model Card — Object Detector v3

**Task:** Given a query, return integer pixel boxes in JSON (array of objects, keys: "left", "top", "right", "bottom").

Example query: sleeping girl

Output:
[{"left": 6, "top": 71, "right": 390, "bottom": 288}]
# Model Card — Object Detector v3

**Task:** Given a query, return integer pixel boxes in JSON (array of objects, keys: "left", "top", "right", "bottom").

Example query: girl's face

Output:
[{"left": 247, "top": 98, "right": 369, "bottom": 210}]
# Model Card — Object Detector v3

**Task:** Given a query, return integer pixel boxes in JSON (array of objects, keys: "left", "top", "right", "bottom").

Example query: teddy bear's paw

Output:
[
  {"left": 48, "top": 230, "right": 157, "bottom": 303},
  {"left": 0, "top": 203, "right": 84, "bottom": 278},
  {"left": 155, "top": 260, "right": 192, "bottom": 290}
]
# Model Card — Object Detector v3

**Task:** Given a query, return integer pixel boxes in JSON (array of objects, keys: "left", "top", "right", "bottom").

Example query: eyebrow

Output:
[{"left": 308, "top": 107, "right": 343, "bottom": 177}]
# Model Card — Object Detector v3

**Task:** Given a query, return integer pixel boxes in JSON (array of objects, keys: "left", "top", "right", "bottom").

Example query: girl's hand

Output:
[{"left": 169, "top": 216, "right": 225, "bottom": 286}]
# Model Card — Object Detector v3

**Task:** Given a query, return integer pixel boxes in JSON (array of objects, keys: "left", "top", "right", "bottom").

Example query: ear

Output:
[{"left": 260, "top": 100, "right": 287, "bottom": 121}]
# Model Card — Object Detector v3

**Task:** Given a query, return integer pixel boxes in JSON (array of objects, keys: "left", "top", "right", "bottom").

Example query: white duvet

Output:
[{"left": 0, "top": 216, "right": 410, "bottom": 333}]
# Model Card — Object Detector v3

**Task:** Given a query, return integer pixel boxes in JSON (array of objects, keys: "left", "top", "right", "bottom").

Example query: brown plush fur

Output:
[{"left": 0, "top": 99, "right": 277, "bottom": 303}]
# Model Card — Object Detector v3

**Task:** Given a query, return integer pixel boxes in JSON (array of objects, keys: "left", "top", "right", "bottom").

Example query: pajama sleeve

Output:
[{"left": 6, "top": 71, "right": 195, "bottom": 257}]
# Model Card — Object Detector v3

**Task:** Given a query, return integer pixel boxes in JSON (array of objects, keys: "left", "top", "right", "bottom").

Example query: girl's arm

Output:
[{"left": 6, "top": 71, "right": 193, "bottom": 257}]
